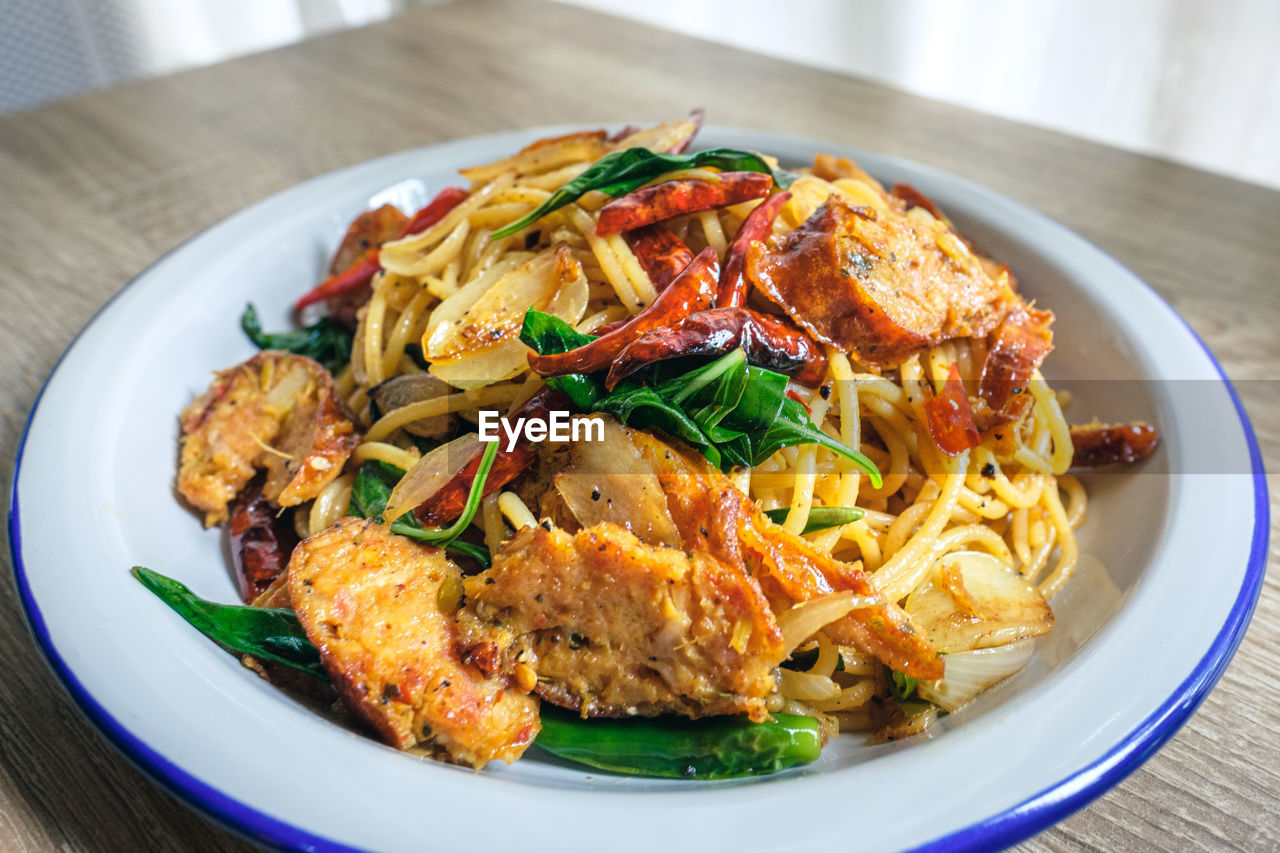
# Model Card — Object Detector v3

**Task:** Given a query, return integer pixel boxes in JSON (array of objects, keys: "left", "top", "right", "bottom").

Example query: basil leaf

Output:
[
  {"left": 492, "top": 147, "right": 796, "bottom": 239},
  {"left": 763, "top": 506, "right": 866, "bottom": 533},
  {"left": 348, "top": 460, "right": 495, "bottom": 560},
  {"left": 348, "top": 459, "right": 402, "bottom": 520},
  {"left": 517, "top": 309, "right": 881, "bottom": 480},
  {"left": 596, "top": 384, "right": 722, "bottom": 469},
  {"left": 519, "top": 310, "right": 603, "bottom": 409},
  {"left": 240, "top": 303, "right": 352, "bottom": 373},
  {"left": 756, "top": 397, "right": 884, "bottom": 487},
  {"left": 443, "top": 540, "right": 492, "bottom": 569},
  {"left": 889, "top": 668, "right": 918, "bottom": 701},
  {"left": 534, "top": 709, "right": 822, "bottom": 779},
  {"left": 131, "top": 566, "right": 327, "bottom": 680},
  {"left": 520, "top": 309, "right": 596, "bottom": 353}
]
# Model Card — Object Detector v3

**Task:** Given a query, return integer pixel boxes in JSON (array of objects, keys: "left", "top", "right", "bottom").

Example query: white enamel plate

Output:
[{"left": 8, "top": 128, "right": 1267, "bottom": 852}]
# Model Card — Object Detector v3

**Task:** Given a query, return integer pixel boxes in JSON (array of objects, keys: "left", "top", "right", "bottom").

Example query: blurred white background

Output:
[{"left": 2, "top": 0, "right": 1277, "bottom": 188}]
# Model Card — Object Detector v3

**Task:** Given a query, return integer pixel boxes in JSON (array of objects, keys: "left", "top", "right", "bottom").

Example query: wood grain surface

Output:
[{"left": 1, "top": 1, "right": 1276, "bottom": 850}]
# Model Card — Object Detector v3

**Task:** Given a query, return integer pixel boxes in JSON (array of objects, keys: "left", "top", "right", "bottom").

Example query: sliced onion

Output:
[
  {"left": 905, "top": 550, "right": 1053, "bottom": 653},
  {"left": 427, "top": 342, "right": 531, "bottom": 391},
  {"left": 425, "top": 244, "right": 588, "bottom": 389},
  {"left": 423, "top": 255, "right": 529, "bottom": 356},
  {"left": 459, "top": 133, "right": 611, "bottom": 183},
  {"left": 383, "top": 433, "right": 481, "bottom": 522},
  {"left": 779, "top": 668, "right": 842, "bottom": 702},
  {"left": 611, "top": 118, "right": 699, "bottom": 154},
  {"left": 777, "top": 591, "right": 878, "bottom": 654},
  {"left": 916, "top": 638, "right": 1035, "bottom": 713},
  {"left": 553, "top": 417, "right": 680, "bottom": 547}
]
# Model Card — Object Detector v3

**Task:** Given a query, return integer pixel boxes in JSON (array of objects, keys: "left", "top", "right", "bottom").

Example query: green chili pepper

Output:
[
  {"left": 534, "top": 711, "right": 822, "bottom": 779},
  {"left": 763, "top": 506, "right": 865, "bottom": 533}
]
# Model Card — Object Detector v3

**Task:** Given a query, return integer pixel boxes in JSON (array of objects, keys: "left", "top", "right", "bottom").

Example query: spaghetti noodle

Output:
[
  {"left": 311, "top": 121, "right": 1082, "bottom": 735},
  {"left": 165, "top": 117, "right": 1159, "bottom": 774}
]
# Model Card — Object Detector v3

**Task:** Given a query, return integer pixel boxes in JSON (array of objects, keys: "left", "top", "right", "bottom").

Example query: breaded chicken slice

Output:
[
  {"left": 289, "top": 517, "right": 539, "bottom": 768},
  {"left": 628, "top": 430, "right": 945, "bottom": 681},
  {"left": 457, "top": 521, "right": 785, "bottom": 722},
  {"left": 179, "top": 352, "right": 358, "bottom": 526}
]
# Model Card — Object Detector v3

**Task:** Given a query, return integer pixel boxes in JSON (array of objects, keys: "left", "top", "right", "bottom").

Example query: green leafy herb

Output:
[
  {"left": 534, "top": 709, "right": 821, "bottom": 779},
  {"left": 347, "top": 457, "right": 498, "bottom": 557},
  {"left": 442, "top": 540, "right": 492, "bottom": 569},
  {"left": 889, "top": 668, "right": 918, "bottom": 701},
  {"left": 763, "top": 506, "right": 865, "bottom": 534},
  {"left": 240, "top": 303, "right": 353, "bottom": 373},
  {"left": 131, "top": 567, "right": 327, "bottom": 680},
  {"left": 521, "top": 311, "right": 881, "bottom": 483},
  {"left": 519, "top": 311, "right": 602, "bottom": 410},
  {"left": 493, "top": 147, "right": 797, "bottom": 239},
  {"left": 782, "top": 646, "right": 846, "bottom": 672}
]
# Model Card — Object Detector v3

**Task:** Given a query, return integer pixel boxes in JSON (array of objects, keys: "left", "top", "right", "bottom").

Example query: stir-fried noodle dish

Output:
[{"left": 141, "top": 113, "right": 1160, "bottom": 778}]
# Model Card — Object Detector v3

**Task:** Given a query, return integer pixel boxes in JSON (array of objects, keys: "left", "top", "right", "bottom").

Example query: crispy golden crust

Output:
[
  {"left": 628, "top": 430, "right": 944, "bottom": 680},
  {"left": 178, "top": 352, "right": 359, "bottom": 526},
  {"left": 458, "top": 522, "right": 785, "bottom": 722},
  {"left": 747, "top": 196, "right": 1014, "bottom": 369},
  {"left": 288, "top": 518, "right": 539, "bottom": 767}
]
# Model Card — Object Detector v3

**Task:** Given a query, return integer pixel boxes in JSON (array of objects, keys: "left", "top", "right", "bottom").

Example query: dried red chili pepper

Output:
[
  {"left": 786, "top": 388, "right": 811, "bottom": 415},
  {"left": 294, "top": 186, "right": 468, "bottom": 312},
  {"left": 717, "top": 191, "right": 791, "bottom": 308},
  {"left": 295, "top": 248, "right": 381, "bottom": 312},
  {"left": 228, "top": 480, "right": 297, "bottom": 603},
  {"left": 415, "top": 388, "right": 566, "bottom": 525},
  {"left": 399, "top": 186, "right": 469, "bottom": 238},
  {"left": 591, "top": 227, "right": 696, "bottom": 337},
  {"left": 527, "top": 247, "right": 720, "bottom": 378},
  {"left": 626, "top": 225, "right": 695, "bottom": 293},
  {"left": 925, "top": 364, "right": 981, "bottom": 456},
  {"left": 595, "top": 172, "right": 773, "bottom": 237},
  {"left": 1069, "top": 421, "right": 1159, "bottom": 467},
  {"left": 605, "top": 306, "right": 828, "bottom": 390}
]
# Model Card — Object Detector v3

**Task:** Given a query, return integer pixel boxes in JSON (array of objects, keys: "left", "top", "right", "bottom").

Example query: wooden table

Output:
[{"left": 0, "top": 1, "right": 1275, "bottom": 849}]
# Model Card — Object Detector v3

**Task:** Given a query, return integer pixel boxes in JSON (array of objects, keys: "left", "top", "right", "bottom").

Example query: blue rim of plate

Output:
[{"left": 5, "top": 145, "right": 1269, "bottom": 853}]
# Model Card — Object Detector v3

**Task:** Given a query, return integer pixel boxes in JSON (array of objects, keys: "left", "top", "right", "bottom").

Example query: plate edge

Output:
[{"left": 5, "top": 126, "right": 1270, "bottom": 853}]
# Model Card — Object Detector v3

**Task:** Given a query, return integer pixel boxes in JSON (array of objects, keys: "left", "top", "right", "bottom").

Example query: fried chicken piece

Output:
[
  {"left": 457, "top": 522, "right": 785, "bottom": 722},
  {"left": 289, "top": 517, "right": 539, "bottom": 767},
  {"left": 178, "top": 352, "right": 358, "bottom": 526},
  {"left": 626, "top": 429, "right": 944, "bottom": 680},
  {"left": 747, "top": 195, "right": 1015, "bottom": 369},
  {"left": 520, "top": 418, "right": 943, "bottom": 681}
]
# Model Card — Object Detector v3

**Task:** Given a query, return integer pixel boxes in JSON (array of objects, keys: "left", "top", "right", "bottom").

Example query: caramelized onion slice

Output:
[
  {"left": 384, "top": 433, "right": 482, "bottom": 523},
  {"left": 905, "top": 551, "right": 1053, "bottom": 653},
  {"left": 552, "top": 417, "right": 680, "bottom": 548}
]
